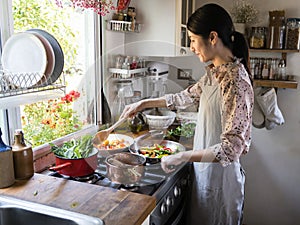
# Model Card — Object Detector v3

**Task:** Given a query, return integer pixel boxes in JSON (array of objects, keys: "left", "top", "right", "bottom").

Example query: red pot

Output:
[{"left": 49, "top": 148, "right": 98, "bottom": 177}]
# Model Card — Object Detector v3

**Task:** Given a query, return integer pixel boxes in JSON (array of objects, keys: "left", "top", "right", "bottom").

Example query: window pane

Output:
[{"left": 11, "top": 0, "right": 97, "bottom": 147}]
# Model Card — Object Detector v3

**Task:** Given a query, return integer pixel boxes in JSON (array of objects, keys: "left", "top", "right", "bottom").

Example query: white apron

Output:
[{"left": 186, "top": 82, "right": 245, "bottom": 225}]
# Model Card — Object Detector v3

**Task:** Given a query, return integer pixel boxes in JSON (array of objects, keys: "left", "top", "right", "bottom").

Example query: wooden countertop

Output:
[{"left": 0, "top": 173, "right": 156, "bottom": 225}]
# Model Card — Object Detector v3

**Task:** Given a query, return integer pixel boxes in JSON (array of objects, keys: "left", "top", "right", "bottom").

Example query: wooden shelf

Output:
[
  {"left": 253, "top": 79, "right": 298, "bottom": 89},
  {"left": 250, "top": 49, "right": 300, "bottom": 53}
]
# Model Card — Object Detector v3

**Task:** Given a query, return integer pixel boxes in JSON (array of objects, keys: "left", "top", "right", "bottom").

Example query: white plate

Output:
[{"left": 1, "top": 32, "right": 47, "bottom": 88}]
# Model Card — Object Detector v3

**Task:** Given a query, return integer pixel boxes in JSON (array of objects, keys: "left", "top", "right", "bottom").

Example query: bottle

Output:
[
  {"left": 0, "top": 128, "right": 15, "bottom": 188},
  {"left": 12, "top": 130, "right": 34, "bottom": 179},
  {"left": 261, "top": 63, "right": 269, "bottom": 80},
  {"left": 278, "top": 59, "right": 287, "bottom": 80}
]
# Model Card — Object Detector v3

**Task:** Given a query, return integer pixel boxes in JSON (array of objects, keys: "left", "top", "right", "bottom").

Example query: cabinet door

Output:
[{"left": 177, "top": 0, "right": 195, "bottom": 55}]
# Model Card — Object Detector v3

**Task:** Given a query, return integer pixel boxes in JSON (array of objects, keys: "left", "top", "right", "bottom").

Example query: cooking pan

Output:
[
  {"left": 49, "top": 148, "right": 98, "bottom": 177},
  {"left": 129, "top": 131, "right": 186, "bottom": 164}
]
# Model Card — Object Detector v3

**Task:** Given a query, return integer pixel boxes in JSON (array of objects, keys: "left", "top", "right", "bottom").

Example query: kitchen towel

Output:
[{"left": 254, "top": 87, "right": 285, "bottom": 130}]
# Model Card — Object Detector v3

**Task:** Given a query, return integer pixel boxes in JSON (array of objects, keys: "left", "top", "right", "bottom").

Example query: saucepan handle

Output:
[{"left": 49, "top": 162, "right": 72, "bottom": 171}]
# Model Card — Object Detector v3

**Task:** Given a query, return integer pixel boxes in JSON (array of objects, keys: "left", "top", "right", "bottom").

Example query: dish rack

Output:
[{"left": 0, "top": 71, "right": 66, "bottom": 108}]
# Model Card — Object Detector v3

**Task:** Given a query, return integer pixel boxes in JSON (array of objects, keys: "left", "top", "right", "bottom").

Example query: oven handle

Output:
[{"left": 170, "top": 203, "right": 185, "bottom": 225}]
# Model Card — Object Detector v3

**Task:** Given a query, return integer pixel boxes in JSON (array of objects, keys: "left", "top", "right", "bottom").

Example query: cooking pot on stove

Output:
[
  {"left": 105, "top": 152, "right": 146, "bottom": 185},
  {"left": 49, "top": 148, "right": 98, "bottom": 177}
]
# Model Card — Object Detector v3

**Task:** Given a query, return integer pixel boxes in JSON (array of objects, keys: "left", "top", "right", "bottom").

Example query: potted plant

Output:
[{"left": 230, "top": 0, "right": 259, "bottom": 34}]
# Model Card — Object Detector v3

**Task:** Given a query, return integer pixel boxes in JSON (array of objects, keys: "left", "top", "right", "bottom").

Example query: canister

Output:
[
  {"left": 285, "top": 18, "right": 300, "bottom": 49},
  {"left": 12, "top": 131, "right": 34, "bottom": 179},
  {"left": 0, "top": 128, "right": 15, "bottom": 188},
  {"left": 0, "top": 150, "right": 15, "bottom": 188}
]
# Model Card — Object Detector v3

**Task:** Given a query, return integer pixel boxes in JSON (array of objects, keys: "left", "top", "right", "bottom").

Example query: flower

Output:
[
  {"left": 55, "top": 0, "right": 116, "bottom": 16},
  {"left": 231, "top": 0, "right": 259, "bottom": 24},
  {"left": 21, "top": 90, "right": 83, "bottom": 147}
]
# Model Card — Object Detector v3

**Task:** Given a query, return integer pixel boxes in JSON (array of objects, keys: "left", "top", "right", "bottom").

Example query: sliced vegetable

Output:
[{"left": 139, "top": 144, "right": 176, "bottom": 158}]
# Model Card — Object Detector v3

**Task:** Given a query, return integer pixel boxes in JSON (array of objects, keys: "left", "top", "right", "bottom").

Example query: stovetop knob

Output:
[
  {"left": 174, "top": 186, "right": 181, "bottom": 198},
  {"left": 160, "top": 202, "right": 167, "bottom": 215},
  {"left": 166, "top": 196, "right": 174, "bottom": 206}
]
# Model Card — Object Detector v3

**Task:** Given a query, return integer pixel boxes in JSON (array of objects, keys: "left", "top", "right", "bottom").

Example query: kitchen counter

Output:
[{"left": 0, "top": 173, "right": 156, "bottom": 225}]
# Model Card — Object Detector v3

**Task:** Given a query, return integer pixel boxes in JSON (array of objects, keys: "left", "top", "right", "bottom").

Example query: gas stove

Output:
[{"left": 45, "top": 154, "right": 192, "bottom": 225}]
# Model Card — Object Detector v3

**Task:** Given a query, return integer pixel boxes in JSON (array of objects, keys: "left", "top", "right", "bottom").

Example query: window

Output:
[{"left": 0, "top": 0, "right": 102, "bottom": 148}]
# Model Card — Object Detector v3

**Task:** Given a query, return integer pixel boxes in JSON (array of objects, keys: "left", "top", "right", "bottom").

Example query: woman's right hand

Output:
[{"left": 120, "top": 100, "right": 144, "bottom": 119}]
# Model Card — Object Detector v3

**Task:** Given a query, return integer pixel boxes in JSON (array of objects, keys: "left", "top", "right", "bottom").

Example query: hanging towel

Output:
[{"left": 255, "top": 87, "right": 285, "bottom": 130}]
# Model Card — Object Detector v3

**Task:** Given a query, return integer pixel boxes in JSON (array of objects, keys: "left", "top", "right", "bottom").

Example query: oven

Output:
[{"left": 45, "top": 154, "right": 192, "bottom": 225}]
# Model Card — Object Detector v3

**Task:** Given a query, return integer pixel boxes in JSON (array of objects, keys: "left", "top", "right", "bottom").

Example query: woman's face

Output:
[{"left": 188, "top": 31, "right": 214, "bottom": 63}]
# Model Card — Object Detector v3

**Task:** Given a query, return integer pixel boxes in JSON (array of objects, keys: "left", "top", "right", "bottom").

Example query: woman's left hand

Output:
[{"left": 161, "top": 152, "right": 186, "bottom": 173}]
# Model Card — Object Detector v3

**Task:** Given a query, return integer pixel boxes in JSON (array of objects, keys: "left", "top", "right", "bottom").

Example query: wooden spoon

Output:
[{"left": 93, "top": 117, "right": 127, "bottom": 147}]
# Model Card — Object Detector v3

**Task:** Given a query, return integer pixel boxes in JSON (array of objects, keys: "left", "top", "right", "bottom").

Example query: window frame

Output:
[{"left": 0, "top": 1, "right": 103, "bottom": 159}]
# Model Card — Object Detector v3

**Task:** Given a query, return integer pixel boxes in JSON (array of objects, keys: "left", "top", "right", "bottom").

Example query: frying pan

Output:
[
  {"left": 49, "top": 148, "right": 98, "bottom": 177},
  {"left": 129, "top": 131, "right": 186, "bottom": 164}
]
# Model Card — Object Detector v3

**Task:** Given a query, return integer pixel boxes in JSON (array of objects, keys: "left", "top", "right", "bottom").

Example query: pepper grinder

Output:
[
  {"left": 12, "top": 130, "right": 34, "bottom": 179},
  {"left": 0, "top": 128, "right": 15, "bottom": 188}
]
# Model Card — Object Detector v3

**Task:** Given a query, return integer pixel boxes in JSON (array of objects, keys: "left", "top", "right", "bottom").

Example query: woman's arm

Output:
[{"left": 120, "top": 96, "right": 167, "bottom": 118}]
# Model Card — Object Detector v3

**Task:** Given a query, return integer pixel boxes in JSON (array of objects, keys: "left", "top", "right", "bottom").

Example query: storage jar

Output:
[
  {"left": 285, "top": 18, "right": 300, "bottom": 50},
  {"left": 249, "top": 27, "right": 266, "bottom": 48}
]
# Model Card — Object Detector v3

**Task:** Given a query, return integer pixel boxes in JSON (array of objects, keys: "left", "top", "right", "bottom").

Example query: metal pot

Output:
[
  {"left": 49, "top": 148, "right": 98, "bottom": 177},
  {"left": 129, "top": 131, "right": 186, "bottom": 164},
  {"left": 105, "top": 152, "right": 146, "bottom": 185}
]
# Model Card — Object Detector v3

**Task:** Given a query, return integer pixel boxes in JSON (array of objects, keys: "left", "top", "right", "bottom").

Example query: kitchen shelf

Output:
[
  {"left": 249, "top": 49, "right": 300, "bottom": 64},
  {"left": 109, "top": 68, "right": 148, "bottom": 79},
  {"left": 107, "top": 20, "right": 141, "bottom": 33},
  {"left": 253, "top": 79, "right": 298, "bottom": 89}
]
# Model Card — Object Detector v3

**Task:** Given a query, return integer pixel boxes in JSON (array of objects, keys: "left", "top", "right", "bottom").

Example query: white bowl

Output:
[{"left": 143, "top": 109, "right": 176, "bottom": 130}]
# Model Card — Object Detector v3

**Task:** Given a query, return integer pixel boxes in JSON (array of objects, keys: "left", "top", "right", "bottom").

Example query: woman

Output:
[{"left": 120, "top": 3, "right": 253, "bottom": 225}]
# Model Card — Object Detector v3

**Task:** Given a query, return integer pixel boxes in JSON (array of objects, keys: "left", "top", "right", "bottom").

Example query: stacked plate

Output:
[{"left": 1, "top": 29, "right": 64, "bottom": 88}]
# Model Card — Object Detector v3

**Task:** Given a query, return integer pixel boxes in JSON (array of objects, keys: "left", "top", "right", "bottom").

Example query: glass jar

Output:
[
  {"left": 285, "top": 18, "right": 300, "bottom": 50},
  {"left": 249, "top": 27, "right": 266, "bottom": 49}
]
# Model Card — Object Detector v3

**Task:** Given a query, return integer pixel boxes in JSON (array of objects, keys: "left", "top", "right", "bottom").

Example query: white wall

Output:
[{"left": 195, "top": 1, "right": 300, "bottom": 225}]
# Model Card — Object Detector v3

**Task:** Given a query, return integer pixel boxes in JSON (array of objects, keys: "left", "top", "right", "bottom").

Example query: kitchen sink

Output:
[{"left": 0, "top": 196, "right": 104, "bottom": 225}]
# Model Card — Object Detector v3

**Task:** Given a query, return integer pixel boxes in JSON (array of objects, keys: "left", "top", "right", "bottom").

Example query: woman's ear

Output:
[{"left": 209, "top": 31, "right": 218, "bottom": 45}]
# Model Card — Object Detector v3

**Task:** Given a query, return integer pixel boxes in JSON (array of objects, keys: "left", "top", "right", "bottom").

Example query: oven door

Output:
[{"left": 149, "top": 163, "right": 191, "bottom": 225}]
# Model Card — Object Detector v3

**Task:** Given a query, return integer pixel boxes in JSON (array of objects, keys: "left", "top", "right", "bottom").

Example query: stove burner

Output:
[
  {"left": 48, "top": 171, "right": 103, "bottom": 184},
  {"left": 120, "top": 185, "right": 139, "bottom": 192}
]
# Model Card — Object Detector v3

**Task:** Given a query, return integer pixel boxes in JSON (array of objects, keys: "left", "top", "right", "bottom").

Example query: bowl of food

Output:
[
  {"left": 143, "top": 108, "right": 176, "bottom": 131},
  {"left": 105, "top": 152, "right": 146, "bottom": 185},
  {"left": 94, "top": 133, "right": 134, "bottom": 157}
]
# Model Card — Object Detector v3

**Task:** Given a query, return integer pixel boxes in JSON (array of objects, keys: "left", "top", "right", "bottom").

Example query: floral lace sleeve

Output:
[
  {"left": 210, "top": 64, "right": 254, "bottom": 166},
  {"left": 164, "top": 76, "right": 204, "bottom": 111}
]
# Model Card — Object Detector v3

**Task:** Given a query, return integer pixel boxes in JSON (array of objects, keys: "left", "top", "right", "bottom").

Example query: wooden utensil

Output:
[{"left": 93, "top": 117, "right": 127, "bottom": 147}]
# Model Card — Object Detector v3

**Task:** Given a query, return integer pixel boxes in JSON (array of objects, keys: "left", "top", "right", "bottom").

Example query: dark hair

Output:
[{"left": 187, "top": 3, "right": 250, "bottom": 75}]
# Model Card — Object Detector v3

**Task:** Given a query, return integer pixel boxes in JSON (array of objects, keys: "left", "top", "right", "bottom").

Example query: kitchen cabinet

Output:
[
  {"left": 250, "top": 48, "right": 299, "bottom": 89},
  {"left": 177, "top": 0, "right": 195, "bottom": 56}
]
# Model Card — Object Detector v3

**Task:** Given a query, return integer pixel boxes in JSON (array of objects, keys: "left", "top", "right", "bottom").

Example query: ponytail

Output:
[{"left": 231, "top": 31, "right": 251, "bottom": 76}]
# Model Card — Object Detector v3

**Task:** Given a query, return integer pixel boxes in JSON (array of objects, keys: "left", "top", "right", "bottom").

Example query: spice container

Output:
[
  {"left": 249, "top": 27, "right": 266, "bottom": 48},
  {"left": 0, "top": 128, "right": 15, "bottom": 188},
  {"left": 12, "top": 130, "right": 34, "bottom": 179},
  {"left": 277, "top": 59, "right": 287, "bottom": 80},
  {"left": 268, "top": 10, "right": 286, "bottom": 49},
  {"left": 285, "top": 18, "right": 300, "bottom": 49}
]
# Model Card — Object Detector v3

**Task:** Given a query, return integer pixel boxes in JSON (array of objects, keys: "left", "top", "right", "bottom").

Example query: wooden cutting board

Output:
[{"left": 0, "top": 173, "right": 156, "bottom": 225}]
